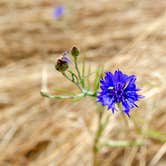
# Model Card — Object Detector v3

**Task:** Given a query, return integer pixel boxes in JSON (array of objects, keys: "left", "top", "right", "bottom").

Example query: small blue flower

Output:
[
  {"left": 62, "top": 51, "right": 71, "bottom": 64},
  {"left": 53, "top": 5, "right": 64, "bottom": 19},
  {"left": 97, "top": 70, "right": 143, "bottom": 116}
]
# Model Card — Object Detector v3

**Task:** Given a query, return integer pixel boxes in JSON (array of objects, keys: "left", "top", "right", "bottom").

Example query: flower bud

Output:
[
  {"left": 55, "top": 53, "right": 70, "bottom": 72},
  {"left": 71, "top": 46, "right": 79, "bottom": 57}
]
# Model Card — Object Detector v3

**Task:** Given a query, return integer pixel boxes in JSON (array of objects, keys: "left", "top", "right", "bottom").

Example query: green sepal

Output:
[{"left": 71, "top": 46, "right": 80, "bottom": 57}]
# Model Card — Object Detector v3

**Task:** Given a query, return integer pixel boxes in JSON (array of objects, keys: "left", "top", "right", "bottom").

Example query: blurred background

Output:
[{"left": 0, "top": 0, "right": 166, "bottom": 165}]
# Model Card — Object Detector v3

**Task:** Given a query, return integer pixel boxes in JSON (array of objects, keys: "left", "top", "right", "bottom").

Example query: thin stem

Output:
[
  {"left": 62, "top": 71, "right": 97, "bottom": 98},
  {"left": 68, "top": 69, "right": 79, "bottom": 83},
  {"left": 41, "top": 89, "right": 96, "bottom": 99},
  {"left": 93, "top": 108, "right": 104, "bottom": 166},
  {"left": 74, "top": 57, "right": 83, "bottom": 86},
  {"left": 81, "top": 56, "right": 86, "bottom": 87},
  {"left": 62, "top": 72, "right": 82, "bottom": 90},
  {"left": 41, "top": 91, "right": 85, "bottom": 99}
]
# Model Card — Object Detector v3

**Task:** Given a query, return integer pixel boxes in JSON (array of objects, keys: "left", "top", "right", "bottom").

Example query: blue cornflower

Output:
[
  {"left": 53, "top": 5, "right": 64, "bottom": 19},
  {"left": 97, "top": 70, "right": 143, "bottom": 116}
]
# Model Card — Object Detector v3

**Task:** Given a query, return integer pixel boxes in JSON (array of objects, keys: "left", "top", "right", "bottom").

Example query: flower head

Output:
[
  {"left": 55, "top": 51, "right": 70, "bottom": 72},
  {"left": 97, "top": 70, "right": 143, "bottom": 116},
  {"left": 53, "top": 5, "right": 64, "bottom": 19}
]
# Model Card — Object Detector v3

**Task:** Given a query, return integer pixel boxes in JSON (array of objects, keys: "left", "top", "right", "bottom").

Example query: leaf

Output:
[
  {"left": 93, "top": 67, "right": 103, "bottom": 92},
  {"left": 87, "top": 64, "right": 91, "bottom": 89},
  {"left": 81, "top": 55, "right": 86, "bottom": 79}
]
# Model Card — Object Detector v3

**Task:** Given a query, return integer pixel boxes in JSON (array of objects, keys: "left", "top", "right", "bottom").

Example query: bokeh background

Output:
[{"left": 0, "top": 0, "right": 166, "bottom": 166}]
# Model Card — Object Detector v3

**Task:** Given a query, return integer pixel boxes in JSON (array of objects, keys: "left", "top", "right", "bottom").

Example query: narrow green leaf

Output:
[
  {"left": 87, "top": 64, "right": 91, "bottom": 89},
  {"left": 81, "top": 55, "right": 86, "bottom": 87},
  {"left": 82, "top": 55, "right": 86, "bottom": 79},
  {"left": 93, "top": 67, "right": 103, "bottom": 92},
  {"left": 84, "top": 71, "right": 96, "bottom": 79}
]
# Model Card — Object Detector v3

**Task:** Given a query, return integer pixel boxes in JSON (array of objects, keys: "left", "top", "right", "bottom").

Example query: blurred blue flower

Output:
[
  {"left": 53, "top": 5, "right": 64, "bottom": 19},
  {"left": 62, "top": 51, "right": 71, "bottom": 64},
  {"left": 97, "top": 70, "right": 143, "bottom": 116}
]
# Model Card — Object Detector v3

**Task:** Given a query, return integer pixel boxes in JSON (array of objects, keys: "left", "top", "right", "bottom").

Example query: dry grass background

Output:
[{"left": 0, "top": 0, "right": 166, "bottom": 166}]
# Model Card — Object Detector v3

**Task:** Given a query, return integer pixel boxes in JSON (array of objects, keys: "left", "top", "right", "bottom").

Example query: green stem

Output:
[
  {"left": 74, "top": 57, "right": 83, "bottom": 86},
  {"left": 62, "top": 72, "right": 82, "bottom": 90},
  {"left": 41, "top": 91, "right": 85, "bottom": 99},
  {"left": 93, "top": 108, "right": 104, "bottom": 166},
  {"left": 68, "top": 69, "right": 79, "bottom": 83},
  {"left": 41, "top": 89, "right": 96, "bottom": 99}
]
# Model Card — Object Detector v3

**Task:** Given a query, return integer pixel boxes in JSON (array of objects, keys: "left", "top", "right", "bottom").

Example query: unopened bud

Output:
[{"left": 71, "top": 46, "right": 79, "bottom": 57}]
